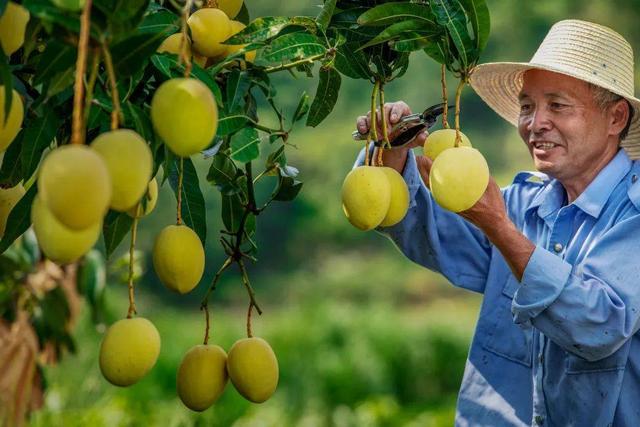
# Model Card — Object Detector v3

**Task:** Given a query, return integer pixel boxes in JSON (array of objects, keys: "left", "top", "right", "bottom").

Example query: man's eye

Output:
[
  {"left": 551, "top": 102, "right": 567, "bottom": 109},
  {"left": 520, "top": 104, "right": 532, "bottom": 112}
]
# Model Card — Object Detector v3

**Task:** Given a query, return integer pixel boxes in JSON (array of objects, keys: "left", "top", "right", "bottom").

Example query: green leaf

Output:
[
  {"left": 0, "top": 49, "right": 11, "bottom": 125},
  {"left": 226, "top": 69, "right": 251, "bottom": 112},
  {"left": 306, "top": 67, "right": 341, "bottom": 127},
  {"left": 334, "top": 42, "right": 371, "bottom": 80},
  {"left": 34, "top": 41, "right": 77, "bottom": 85},
  {"left": 357, "top": 3, "right": 437, "bottom": 27},
  {"left": 122, "top": 102, "right": 154, "bottom": 142},
  {"left": 359, "top": 19, "right": 438, "bottom": 50},
  {"left": 230, "top": 127, "right": 260, "bottom": 163},
  {"left": 392, "top": 33, "right": 437, "bottom": 52},
  {"left": 77, "top": 249, "right": 107, "bottom": 323},
  {"left": 20, "top": 110, "right": 58, "bottom": 180},
  {"left": 102, "top": 210, "right": 134, "bottom": 259},
  {"left": 137, "top": 9, "right": 179, "bottom": 34},
  {"left": 111, "top": 30, "right": 170, "bottom": 78},
  {"left": 431, "top": 0, "right": 475, "bottom": 70},
  {"left": 217, "top": 109, "right": 250, "bottom": 136},
  {"left": 317, "top": 0, "right": 337, "bottom": 32},
  {"left": 150, "top": 54, "right": 223, "bottom": 106},
  {"left": 236, "top": 2, "right": 250, "bottom": 25},
  {"left": 0, "top": 130, "right": 24, "bottom": 187},
  {"left": 257, "top": 32, "right": 326, "bottom": 65},
  {"left": 226, "top": 16, "right": 317, "bottom": 45},
  {"left": 221, "top": 193, "right": 244, "bottom": 233},
  {"left": 459, "top": 0, "right": 491, "bottom": 52},
  {"left": 94, "top": 0, "right": 150, "bottom": 41},
  {"left": 292, "top": 92, "right": 310, "bottom": 123},
  {"left": 169, "top": 158, "right": 207, "bottom": 245},
  {"left": 423, "top": 40, "right": 448, "bottom": 64},
  {"left": 0, "top": 1, "right": 7, "bottom": 16},
  {"left": 207, "top": 152, "right": 238, "bottom": 189},
  {"left": 273, "top": 176, "right": 303, "bottom": 201},
  {"left": 0, "top": 183, "right": 36, "bottom": 254}
]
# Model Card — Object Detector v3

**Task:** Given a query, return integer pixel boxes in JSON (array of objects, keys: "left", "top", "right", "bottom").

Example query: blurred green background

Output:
[{"left": 29, "top": 1, "right": 640, "bottom": 426}]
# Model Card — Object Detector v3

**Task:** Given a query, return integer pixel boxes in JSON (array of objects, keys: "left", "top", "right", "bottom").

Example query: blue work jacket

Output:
[{"left": 355, "top": 148, "right": 640, "bottom": 426}]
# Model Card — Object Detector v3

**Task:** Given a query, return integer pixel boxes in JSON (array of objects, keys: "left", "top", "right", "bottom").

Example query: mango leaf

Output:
[
  {"left": 221, "top": 194, "right": 241, "bottom": 233},
  {"left": 21, "top": 110, "right": 58, "bottom": 180},
  {"left": 359, "top": 19, "right": 438, "bottom": 50},
  {"left": 316, "top": 0, "right": 337, "bottom": 32},
  {"left": 236, "top": 2, "right": 250, "bottom": 25},
  {"left": 230, "top": 127, "right": 260, "bottom": 163},
  {"left": 217, "top": 108, "right": 250, "bottom": 136},
  {"left": 459, "top": 0, "right": 491, "bottom": 52},
  {"left": 77, "top": 249, "right": 107, "bottom": 324},
  {"left": 273, "top": 176, "right": 303, "bottom": 202},
  {"left": 306, "top": 67, "right": 341, "bottom": 127},
  {"left": 22, "top": 0, "right": 84, "bottom": 35},
  {"left": 393, "top": 33, "right": 437, "bottom": 52},
  {"left": 111, "top": 30, "right": 171, "bottom": 78},
  {"left": 168, "top": 158, "right": 206, "bottom": 245},
  {"left": 423, "top": 39, "right": 448, "bottom": 64},
  {"left": 226, "top": 69, "right": 251, "bottom": 112},
  {"left": 0, "top": 183, "right": 36, "bottom": 254},
  {"left": 0, "top": 131, "right": 24, "bottom": 187},
  {"left": 330, "top": 8, "right": 379, "bottom": 41},
  {"left": 93, "top": 0, "right": 150, "bottom": 41},
  {"left": 33, "top": 41, "right": 76, "bottom": 85},
  {"left": 0, "top": 1, "right": 7, "bottom": 16},
  {"left": 292, "top": 92, "right": 310, "bottom": 123},
  {"left": 150, "top": 54, "right": 222, "bottom": 106},
  {"left": 207, "top": 152, "right": 238, "bottom": 188},
  {"left": 431, "top": 0, "right": 475, "bottom": 70},
  {"left": 102, "top": 211, "right": 134, "bottom": 259},
  {"left": 137, "top": 9, "right": 179, "bottom": 34},
  {"left": 357, "top": 2, "right": 437, "bottom": 27},
  {"left": 0, "top": 49, "right": 11, "bottom": 125},
  {"left": 256, "top": 32, "right": 326, "bottom": 65},
  {"left": 334, "top": 42, "right": 371, "bottom": 80},
  {"left": 226, "top": 16, "right": 317, "bottom": 45}
]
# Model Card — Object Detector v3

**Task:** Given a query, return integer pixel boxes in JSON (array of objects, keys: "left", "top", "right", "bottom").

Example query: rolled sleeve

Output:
[{"left": 512, "top": 246, "right": 572, "bottom": 324}]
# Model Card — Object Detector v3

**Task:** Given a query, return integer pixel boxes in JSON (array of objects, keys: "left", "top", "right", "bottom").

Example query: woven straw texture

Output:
[{"left": 469, "top": 20, "right": 640, "bottom": 159}]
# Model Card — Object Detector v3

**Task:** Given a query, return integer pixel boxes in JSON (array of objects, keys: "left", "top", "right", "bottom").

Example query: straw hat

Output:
[{"left": 469, "top": 19, "right": 640, "bottom": 159}]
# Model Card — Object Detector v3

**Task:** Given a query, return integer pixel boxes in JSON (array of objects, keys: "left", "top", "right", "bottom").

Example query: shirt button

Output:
[
  {"left": 535, "top": 415, "right": 545, "bottom": 425},
  {"left": 632, "top": 174, "right": 638, "bottom": 183},
  {"left": 553, "top": 243, "right": 563, "bottom": 253}
]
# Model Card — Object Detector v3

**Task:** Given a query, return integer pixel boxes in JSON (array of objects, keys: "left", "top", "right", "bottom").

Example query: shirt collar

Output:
[{"left": 526, "top": 149, "right": 632, "bottom": 220}]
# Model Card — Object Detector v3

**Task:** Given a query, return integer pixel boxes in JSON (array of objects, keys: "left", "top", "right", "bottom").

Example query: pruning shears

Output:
[{"left": 351, "top": 102, "right": 453, "bottom": 148}]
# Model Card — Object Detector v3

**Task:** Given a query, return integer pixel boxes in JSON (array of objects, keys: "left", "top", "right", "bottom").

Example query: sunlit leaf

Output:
[
  {"left": 357, "top": 3, "right": 437, "bottom": 27},
  {"left": 257, "top": 32, "right": 326, "bottom": 65}
]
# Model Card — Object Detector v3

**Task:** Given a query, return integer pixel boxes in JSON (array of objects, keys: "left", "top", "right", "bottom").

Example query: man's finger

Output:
[
  {"left": 357, "top": 116, "right": 368, "bottom": 133},
  {"left": 416, "top": 155, "right": 433, "bottom": 188},
  {"left": 389, "top": 102, "right": 410, "bottom": 123}
]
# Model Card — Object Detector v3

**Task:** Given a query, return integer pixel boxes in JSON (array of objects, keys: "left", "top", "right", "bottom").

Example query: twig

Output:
[
  {"left": 101, "top": 41, "right": 122, "bottom": 130},
  {"left": 176, "top": 157, "right": 184, "bottom": 225},
  {"left": 441, "top": 64, "right": 449, "bottom": 128},
  {"left": 126, "top": 217, "right": 139, "bottom": 318},
  {"left": 71, "top": 0, "right": 93, "bottom": 145},
  {"left": 454, "top": 79, "right": 465, "bottom": 147}
]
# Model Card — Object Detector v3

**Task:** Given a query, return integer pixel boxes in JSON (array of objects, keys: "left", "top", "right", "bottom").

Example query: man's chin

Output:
[{"left": 533, "top": 159, "right": 559, "bottom": 176}]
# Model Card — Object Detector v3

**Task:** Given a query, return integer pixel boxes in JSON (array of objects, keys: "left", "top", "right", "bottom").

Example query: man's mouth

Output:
[{"left": 531, "top": 141, "right": 560, "bottom": 151}]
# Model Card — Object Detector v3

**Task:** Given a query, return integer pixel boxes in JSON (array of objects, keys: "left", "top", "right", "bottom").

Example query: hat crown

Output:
[{"left": 530, "top": 19, "right": 635, "bottom": 97}]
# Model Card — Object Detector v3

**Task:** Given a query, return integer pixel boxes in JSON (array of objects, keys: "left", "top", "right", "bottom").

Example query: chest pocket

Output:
[{"left": 482, "top": 276, "right": 533, "bottom": 367}]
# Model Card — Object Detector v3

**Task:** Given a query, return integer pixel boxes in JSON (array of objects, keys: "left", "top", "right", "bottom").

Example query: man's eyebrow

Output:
[
  {"left": 544, "top": 92, "right": 571, "bottom": 100},
  {"left": 518, "top": 93, "right": 530, "bottom": 101}
]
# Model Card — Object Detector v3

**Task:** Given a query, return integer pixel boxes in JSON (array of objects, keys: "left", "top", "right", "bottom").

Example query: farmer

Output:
[{"left": 354, "top": 20, "right": 640, "bottom": 426}]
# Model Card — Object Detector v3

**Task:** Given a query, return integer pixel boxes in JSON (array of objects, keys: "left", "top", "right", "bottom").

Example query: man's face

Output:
[{"left": 517, "top": 70, "right": 615, "bottom": 181}]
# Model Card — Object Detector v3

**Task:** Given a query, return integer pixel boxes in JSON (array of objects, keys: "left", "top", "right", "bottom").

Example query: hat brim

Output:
[{"left": 469, "top": 62, "right": 640, "bottom": 159}]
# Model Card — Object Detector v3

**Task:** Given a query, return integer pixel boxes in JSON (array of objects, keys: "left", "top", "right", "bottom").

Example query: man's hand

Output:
[
  {"left": 415, "top": 154, "right": 535, "bottom": 280},
  {"left": 356, "top": 101, "right": 429, "bottom": 148}
]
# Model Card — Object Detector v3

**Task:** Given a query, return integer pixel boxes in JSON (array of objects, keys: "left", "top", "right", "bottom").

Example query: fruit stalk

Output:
[
  {"left": 101, "top": 41, "right": 122, "bottom": 130},
  {"left": 180, "top": 0, "right": 194, "bottom": 76},
  {"left": 246, "top": 302, "right": 253, "bottom": 338},
  {"left": 71, "top": 0, "right": 93, "bottom": 145},
  {"left": 368, "top": 80, "right": 380, "bottom": 166},
  {"left": 200, "top": 256, "right": 233, "bottom": 344},
  {"left": 206, "top": 0, "right": 219, "bottom": 7},
  {"left": 454, "top": 79, "right": 465, "bottom": 147},
  {"left": 84, "top": 48, "right": 101, "bottom": 124},
  {"left": 238, "top": 259, "right": 262, "bottom": 315},
  {"left": 441, "top": 64, "right": 449, "bottom": 128},
  {"left": 177, "top": 157, "right": 184, "bottom": 225},
  {"left": 377, "top": 83, "right": 389, "bottom": 167},
  {"left": 127, "top": 217, "right": 139, "bottom": 318}
]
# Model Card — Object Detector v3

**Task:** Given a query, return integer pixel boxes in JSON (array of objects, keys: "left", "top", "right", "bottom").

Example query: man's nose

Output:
[{"left": 526, "top": 108, "right": 552, "bottom": 134}]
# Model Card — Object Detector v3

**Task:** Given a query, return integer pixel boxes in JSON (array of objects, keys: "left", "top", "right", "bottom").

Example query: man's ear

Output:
[{"left": 609, "top": 99, "right": 631, "bottom": 138}]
